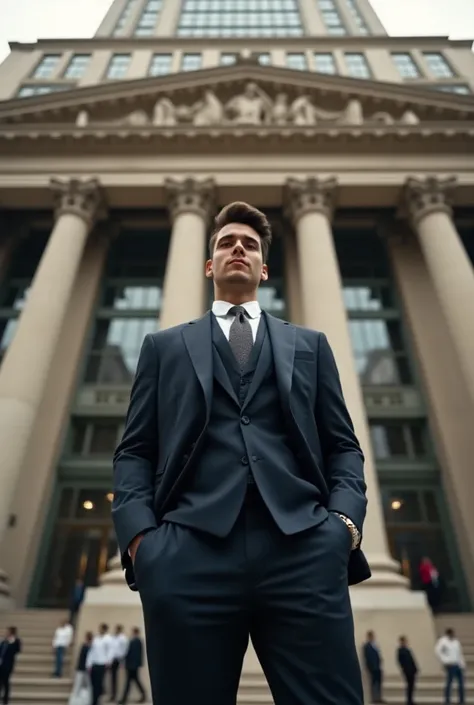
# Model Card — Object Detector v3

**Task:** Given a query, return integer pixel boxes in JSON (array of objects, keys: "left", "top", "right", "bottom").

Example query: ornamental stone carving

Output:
[
  {"left": 75, "top": 82, "right": 420, "bottom": 130},
  {"left": 285, "top": 177, "right": 338, "bottom": 224},
  {"left": 225, "top": 82, "right": 273, "bottom": 125},
  {"left": 403, "top": 176, "right": 457, "bottom": 227},
  {"left": 50, "top": 178, "right": 106, "bottom": 228},
  {"left": 165, "top": 178, "right": 216, "bottom": 224}
]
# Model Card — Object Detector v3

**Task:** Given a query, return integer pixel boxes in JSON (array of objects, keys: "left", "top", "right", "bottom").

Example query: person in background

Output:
[
  {"left": 363, "top": 631, "right": 385, "bottom": 704},
  {"left": 0, "top": 627, "right": 21, "bottom": 705},
  {"left": 435, "top": 628, "right": 465, "bottom": 705},
  {"left": 52, "top": 619, "right": 74, "bottom": 678},
  {"left": 397, "top": 636, "right": 418, "bottom": 705},
  {"left": 109, "top": 625, "right": 128, "bottom": 703},
  {"left": 419, "top": 556, "right": 441, "bottom": 613},
  {"left": 69, "top": 579, "right": 85, "bottom": 627},
  {"left": 68, "top": 632, "right": 93, "bottom": 705},
  {"left": 87, "top": 623, "right": 114, "bottom": 705},
  {"left": 119, "top": 628, "right": 146, "bottom": 705}
]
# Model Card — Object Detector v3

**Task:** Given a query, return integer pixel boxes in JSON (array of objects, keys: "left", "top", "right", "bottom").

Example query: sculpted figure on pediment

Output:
[
  {"left": 225, "top": 82, "right": 273, "bottom": 125},
  {"left": 153, "top": 97, "right": 179, "bottom": 126},
  {"left": 191, "top": 90, "right": 224, "bottom": 126},
  {"left": 272, "top": 93, "right": 290, "bottom": 125},
  {"left": 120, "top": 109, "right": 149, "bottom": 126}
]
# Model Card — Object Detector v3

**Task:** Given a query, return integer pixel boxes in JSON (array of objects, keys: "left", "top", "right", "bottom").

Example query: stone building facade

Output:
[{"left": 0, "top": 0, "right": 473, "bottom": 675}]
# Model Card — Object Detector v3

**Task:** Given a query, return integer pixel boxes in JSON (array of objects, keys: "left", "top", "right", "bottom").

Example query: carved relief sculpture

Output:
[
  {"left": 225, "top": 82, "right": 273, "bottom": 125},
  {"left": 75, "top": 82, "right": 419, "bottom": 130}
]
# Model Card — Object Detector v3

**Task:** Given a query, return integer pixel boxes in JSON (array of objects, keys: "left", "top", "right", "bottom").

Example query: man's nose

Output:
[{"left": 232, "top": 241, "right": 245, "bottom": 254}]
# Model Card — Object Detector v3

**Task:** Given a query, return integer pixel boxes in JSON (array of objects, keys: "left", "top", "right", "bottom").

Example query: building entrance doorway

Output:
[{"left": 33, "top": 486, "right": 117, "bottom": 608}]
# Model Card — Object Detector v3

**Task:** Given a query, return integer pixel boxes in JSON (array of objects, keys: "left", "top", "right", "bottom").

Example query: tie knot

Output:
[{"left": 229, "top": 305, "right": 247, "bottom": 318}]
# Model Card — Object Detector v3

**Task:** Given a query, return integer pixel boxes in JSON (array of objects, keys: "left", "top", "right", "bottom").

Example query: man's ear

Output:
[
  {"left": 205, "top": 259, "right": 213, "bottom": 279},
  {"left": 261, "top": 264, "right": 269, "bottom": 282}
]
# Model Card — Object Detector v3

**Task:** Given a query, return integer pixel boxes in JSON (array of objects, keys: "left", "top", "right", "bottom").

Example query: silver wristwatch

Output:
[{"left": 334, "top": 512, "right": 361, "bottom": 551}]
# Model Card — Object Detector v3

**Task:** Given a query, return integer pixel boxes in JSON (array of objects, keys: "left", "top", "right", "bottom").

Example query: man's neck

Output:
[{"left": 213, "top": 289, "right": 258, "bottom": 305}]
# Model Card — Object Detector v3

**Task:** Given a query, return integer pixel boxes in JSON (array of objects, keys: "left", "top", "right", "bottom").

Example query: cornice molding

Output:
[
  {"left": 1, "top": 123, "right": 473, "bottom": 153},
  {"left": 10, "top": 35, "right": 473, "bottom": 51}
]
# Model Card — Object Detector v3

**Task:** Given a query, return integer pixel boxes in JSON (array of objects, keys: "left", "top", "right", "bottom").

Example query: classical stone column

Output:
[
  {"left": 282, "top": 231, "right": 302, "bottom": 325},
  {"left": 404, "top": 176, "right": 474, "bottom": 404},
  {"left": 384, "top": 223, "right": 474, "bottom": 603},
  {"left": 160, "top": 178, "right": 216, "bottom": 330},
  {"left": 285, "top": 176, "right": 403, "bottom": 587},
  {"left": 0, "top": 179, "right": 105, "bottom": 593}
]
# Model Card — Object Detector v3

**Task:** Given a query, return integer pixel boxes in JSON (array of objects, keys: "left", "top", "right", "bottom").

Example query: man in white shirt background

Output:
[
  {"left": 86, "top": 623, "right": 114, "bottom": 705},
  {"left": 109, "top": 625, "right": 129, "bottom": 703},
  {"left": 435, "top": 628, "right": 466, "bottom": 704},
  {"left": 52, "top": 620, "right": 74, "bottom": 678}
]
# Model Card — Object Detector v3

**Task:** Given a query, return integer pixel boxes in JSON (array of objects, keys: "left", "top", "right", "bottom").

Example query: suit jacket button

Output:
[
  {"left": 241, "top": 456, "right": 249, "bottom": 466},
  {"left": 241, "top": 415, "right": 250, "bottom": 425}
]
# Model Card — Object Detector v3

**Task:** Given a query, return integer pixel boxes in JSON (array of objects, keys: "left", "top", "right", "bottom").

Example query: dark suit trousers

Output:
[
  {"left": 90, "top": 664, "right": 106, "bottom": 705},
  {"left": 0, "top": 667, "right": 12, "bottom": 705},
  {"left": 134, "top": 491, "right": 363, "bottom": 705},
  {"left": 403, "top": 671, "right": 416, "bottom": 705}
]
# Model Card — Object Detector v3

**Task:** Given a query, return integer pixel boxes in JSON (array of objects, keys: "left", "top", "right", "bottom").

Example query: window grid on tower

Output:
[
  {"left": 423, "top": 52, "right": 455, "bottom": 78},
  {"left": 391, "top": 53, "right": 421, "bottom": 79},
  {"left": 135, "top": 0, "right": 163, "bottom": 36},
  {"left": 106, "top": 54, "right": 132, "bottom": 79},
  {"left": 113, "top": 0, "right": 139, "bottom": 36},
  {"left": 317, "top": 0, "right": 346, "bottom": 35},
  {"left": 286, "top": 53, "right": 307, "bottom": 70},
  {"left": 148, "top": 53, "right": 173, "bottom": 76},
  {"left": 177, "top": 0, "right": 304, "bottom": 38},
  {"left": 344, "top": 0, "right": 369, "bottom": 34},
  {"left": 31, "top": 55, "right": 61, "bottom": 79},
  {"left": 313, "top": 53, "right": 336, "bottom": 74},
  {"left": 63, "top": 55, "right": 91, "bottom": 79},
  {"left": 345, "top": 52, "right": 371, "bottom": 78}
]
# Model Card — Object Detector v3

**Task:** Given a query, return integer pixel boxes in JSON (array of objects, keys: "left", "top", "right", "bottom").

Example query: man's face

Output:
[{"left": 206, "top": 223, "right": 268, "bottom": 290}]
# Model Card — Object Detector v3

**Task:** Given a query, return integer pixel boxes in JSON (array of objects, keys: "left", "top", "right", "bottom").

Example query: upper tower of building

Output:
[{"left": 95, "top": 0, "right": 387, "bottom": 39}]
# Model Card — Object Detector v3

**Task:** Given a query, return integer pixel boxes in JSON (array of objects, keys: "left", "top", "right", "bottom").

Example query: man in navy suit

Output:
[
  {"left": 113, "top": 201, "right": 370, "bottom": 705},
  {"left": 0, "top": 627, "right": 21, "bottom": 705}
]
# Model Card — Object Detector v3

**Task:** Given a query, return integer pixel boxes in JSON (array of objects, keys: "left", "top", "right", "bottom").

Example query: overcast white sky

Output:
[{"left": 1, "top": 0, "right": 473, "bottom": 65}]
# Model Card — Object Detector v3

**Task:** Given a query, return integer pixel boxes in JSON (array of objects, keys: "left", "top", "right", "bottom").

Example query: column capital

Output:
[
  {"left": 50, "top": 178, "right": 106, "bottom": 229},
  {"left": 165, "top": 177, "right": 216, "bottom": 225},
  {"left": 284, "top": 177, "right": 338, "bottom": 226},
  {"left": 403, "top": 176, "right": 457, "bottom": 227}
]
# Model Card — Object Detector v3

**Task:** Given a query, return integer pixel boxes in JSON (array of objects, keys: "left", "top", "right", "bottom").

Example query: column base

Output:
[{"left": 0, "top": 568, "right": 13, "bottom": 611}]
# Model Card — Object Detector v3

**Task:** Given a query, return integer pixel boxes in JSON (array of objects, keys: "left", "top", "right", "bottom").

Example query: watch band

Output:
[{"left": 334, "top": 512, "right": 361, "bottom": 551}]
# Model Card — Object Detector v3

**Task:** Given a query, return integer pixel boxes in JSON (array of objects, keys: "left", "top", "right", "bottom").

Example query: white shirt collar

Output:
[{"left": 212, "top": 300, "right": 261, "bottom": 319}]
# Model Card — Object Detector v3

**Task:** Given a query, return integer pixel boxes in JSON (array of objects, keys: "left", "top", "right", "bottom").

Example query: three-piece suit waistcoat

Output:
[{"left": 163, "top": 314, "right": 327, "bottom": 536}]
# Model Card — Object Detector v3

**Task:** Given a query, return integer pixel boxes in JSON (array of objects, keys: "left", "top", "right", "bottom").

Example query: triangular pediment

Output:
[{"left": 1, "top": 61, "right": 473, "bottom": 131}]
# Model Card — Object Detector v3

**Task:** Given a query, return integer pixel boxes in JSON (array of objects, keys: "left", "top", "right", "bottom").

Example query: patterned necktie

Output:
[{"left": 228, "top": 305, "right": 254, "bottom": 369}]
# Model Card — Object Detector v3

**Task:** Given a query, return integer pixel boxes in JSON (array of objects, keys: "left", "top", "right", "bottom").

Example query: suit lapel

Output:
[
  {"left": 182, "top": 311, "right": 213, "bottom": 421},
  {"left": 264, "top": 312, "right": 296, "bottom": 412}
]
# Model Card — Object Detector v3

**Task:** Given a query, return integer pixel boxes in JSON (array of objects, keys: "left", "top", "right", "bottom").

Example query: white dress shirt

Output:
[
  {"left": 111, "top": 633, "right": 129, "bottom": 661},
  {"left": 86, "top": 633, "right": 115, "bottom": 669},
  {"left": 435, "top": 636, "right": 465, "bottom": 668},
  {"left": 52, "top": 624, "right": 74, "bottom": 648},
  {"left": 212, "top": 300, "right": 261, "bottom": 342}
]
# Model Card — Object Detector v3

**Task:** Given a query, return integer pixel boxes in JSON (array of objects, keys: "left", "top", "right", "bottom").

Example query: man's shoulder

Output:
[
  {"left": 266, "top": 314, "right": 323, "bottom": 341},
  {"left": 146, "top": 318, "right": 201, "bottom": 347}
]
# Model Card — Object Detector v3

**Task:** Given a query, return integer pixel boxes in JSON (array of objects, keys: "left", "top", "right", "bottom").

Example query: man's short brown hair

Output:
[{"left": 209, "top": 202, "right": 272, "bottom": 263}]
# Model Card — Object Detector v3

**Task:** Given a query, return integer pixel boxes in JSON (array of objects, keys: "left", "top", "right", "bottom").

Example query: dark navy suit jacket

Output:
[{"left": 112, "top": 311, "right": 370, "bottom": 589}]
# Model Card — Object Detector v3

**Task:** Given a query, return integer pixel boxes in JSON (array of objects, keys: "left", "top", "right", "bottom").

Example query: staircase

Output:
[
  {"left": 0, "top": 609, "right": 473, "bottom": 704},
  {"left": 0, "top": 609, "right": 73, "bottom": 704}
]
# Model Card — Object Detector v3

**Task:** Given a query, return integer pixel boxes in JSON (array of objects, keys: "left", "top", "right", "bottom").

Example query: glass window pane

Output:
[
  {"left": 177, "top": 0, "right": 303, "bottom": 36},
  {"left": 424, "top": 52, "right": 454, "bottom": 78},
  {"left": 90, "top": 421, "right": 119, "bottom": 454},
  {"left": 32, "top": 55, "right": 61, "bottom": 79}
]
